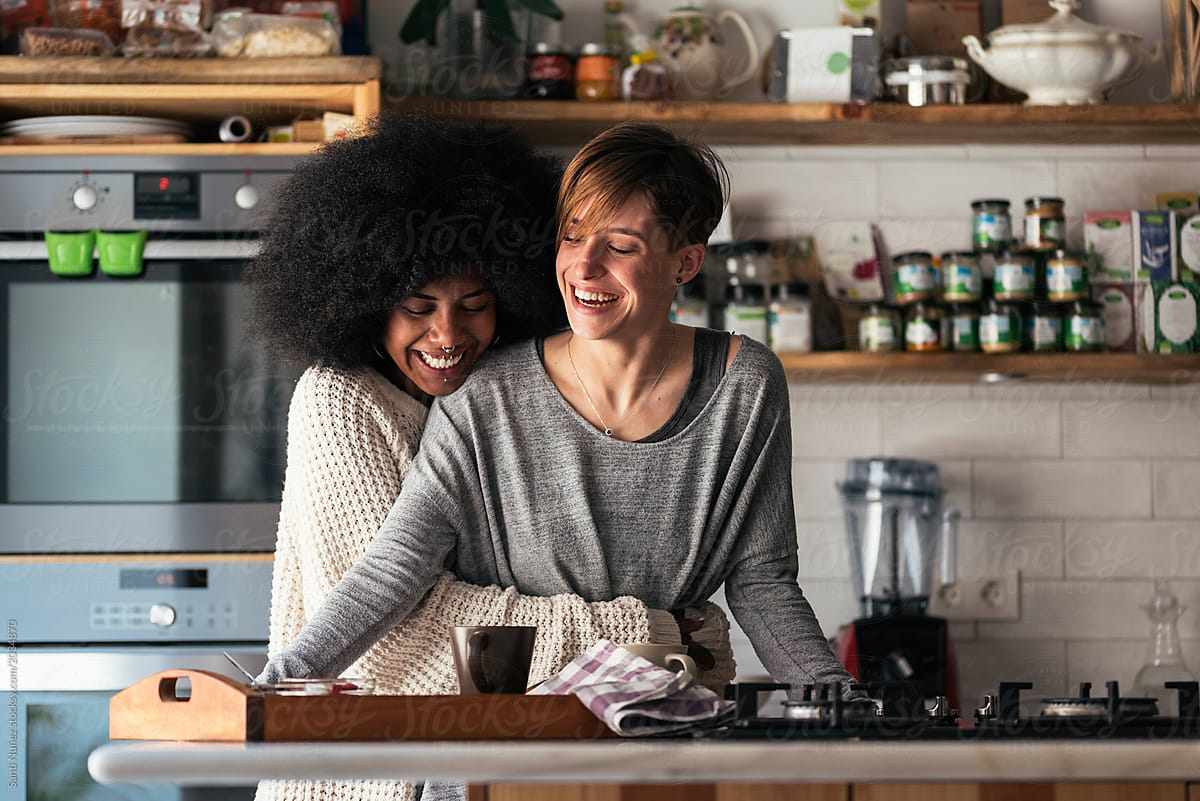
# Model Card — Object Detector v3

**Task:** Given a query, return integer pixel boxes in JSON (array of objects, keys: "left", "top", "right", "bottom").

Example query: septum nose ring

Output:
[{"left": 441, "top": 345, "right": 456, "bottom": 354}]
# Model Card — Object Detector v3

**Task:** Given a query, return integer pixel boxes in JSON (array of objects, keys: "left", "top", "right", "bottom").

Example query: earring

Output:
[
  {"left": 676, "top": 276, "right": 683, "bottom": 284},
  {"left": 373, "top": 342, "right": 388, "bottom": 361}
]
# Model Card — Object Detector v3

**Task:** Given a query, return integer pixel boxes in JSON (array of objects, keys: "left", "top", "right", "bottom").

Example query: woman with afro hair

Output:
[{"left": 244, "top": 113, "right": 682, "bottom": 801}]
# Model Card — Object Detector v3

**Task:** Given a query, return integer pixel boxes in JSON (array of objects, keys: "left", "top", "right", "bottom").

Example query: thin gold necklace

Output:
[{"left": 566, "top": 327, "right": 676, "bottom": 437}]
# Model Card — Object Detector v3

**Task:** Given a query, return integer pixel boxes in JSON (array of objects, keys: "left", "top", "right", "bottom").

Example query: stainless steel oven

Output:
[{"left": 0, "top": 154, "right": 304, "bottom": 799}]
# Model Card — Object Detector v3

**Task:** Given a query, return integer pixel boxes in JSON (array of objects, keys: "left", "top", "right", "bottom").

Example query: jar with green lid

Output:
[
  {"left": 979, "top": 298, "right": 1021, "bottom": 353},
  {"left": 723, "top": 283, "right": 768, "bottom": 344},
  {"left": 1024, "top": 196, "right": 1066, "bottom": 250},
  {"left": 1023, "top": 302, "right": 1062, "bottom": 352},
  {"left": 1046, "top": 249, "right": 1088, "bottom": 302},
  {"left": 905, "top": 302, "right": 945, "bottom": 352},
  {"left": 994, "top": 250, "right": 1037, "bottom": 301},
  {"left": 941, "top": 251, "right": 982, "bottom": 302},
  {"left": 891, "top": 251, "right": 937, "bottom": 305},
  {"left": 1065, "top": 299, "right": 1106, "bottom": 352},
  {"left": 950, "top": 302, "right": 980, "bottom": 351},
  {"left": 859, "top": 303, "right": 901, "bottom": 352},
  {"left": 971, "top": 199, "right": 1012, "bottom": 253}
]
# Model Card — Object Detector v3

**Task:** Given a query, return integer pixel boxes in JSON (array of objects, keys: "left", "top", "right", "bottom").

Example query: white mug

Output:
[{"left": 617, "top": 643, "right": 698, "bottom": 677}]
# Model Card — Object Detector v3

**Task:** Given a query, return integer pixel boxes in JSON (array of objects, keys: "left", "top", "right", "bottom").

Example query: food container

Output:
[
  {"left": 979, "top": 298, "right": 1021, "bottom": 353},
  {"left": 994, "top": 250, "right": 1038, "bottom": 301},
  {"left": 941, "top": 251, "right": 982, "bottom": 302},
  {"left": 892, "top": 251, "right": 937, "bottom": 305},
  {"left": 576, "top": 43, "right": 619, "bottom": 101},
  {"left": 883, "top": 56, "right": 972, "bottom": 106},
  {"left": 1047, "top": 248, "right": 1087, "bottom": 301},
  {"left": 723, "top": 283, "right": 768, "bottom": 344},
  {"left": 212, "top": 10, "right": 339, "bottom": 57},
  {"left": 1092, "top": 282, "right": 1137, "bottom": 352},
  {"left": 525, "top": 42, "right": 575, "bottom": 99},
  {"left": 859, "top": 302, "right": 901, "bottom": 352},
  {"left": 972, "top": 199, "right": 1013, "bottom": 253},
  {"left": 950, "top": 302, "right": 980, "bottom": 351},
  {"left": 768, "top": 282, "right": 812, "bottom": 353},
  {"left": 905, "top": 302, "right": 946, "bottom": 352},
  {"left": 670, "top": 282, "right": 709, "bottom": 328},
  {"left": 1065, "top": 298, "right": 1107, "bottom": 352},
  {"left": 1084, "top": 210, "right": 1135, "bottom": 283},
  {"left": 1023, "top": 301, "right": 1063, "bottom": 352},
  {"left": 622, "top": 48, "right": 671, "bottom": 101},
  {"left": 1024, "top": 196, "right": 1066, "bottom": 251},
  {"left": 1133, "top": 209, "right": 1177, "bottom": 282},
  {"left": 19, "top": 26, "right": 114, "bottom": 55}
]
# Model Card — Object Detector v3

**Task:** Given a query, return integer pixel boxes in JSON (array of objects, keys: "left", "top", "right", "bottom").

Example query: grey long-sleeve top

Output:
[{"left": 259, "top": 335, "right": 853, "bottom": 693}]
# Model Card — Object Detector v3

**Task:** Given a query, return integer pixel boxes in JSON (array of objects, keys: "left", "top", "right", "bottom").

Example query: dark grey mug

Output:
[{"left": 450, "top": 625, "right": 537, "bottom": 694}]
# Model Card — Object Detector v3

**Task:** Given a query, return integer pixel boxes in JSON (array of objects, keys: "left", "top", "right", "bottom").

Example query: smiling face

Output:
[
  {"left": 557, "top": 193, "right": 699, "bottom": 342},
  {"left": 381, "top": 274, "right": 496, "bottom": 401}
]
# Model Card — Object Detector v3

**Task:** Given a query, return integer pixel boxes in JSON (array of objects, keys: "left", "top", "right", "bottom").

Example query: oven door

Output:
[
  {"left": 7, "top": 646, "right": 268, "bottom": 801},
  {"left": 0, "top": 241, "right": 299, "bottom": 553}
]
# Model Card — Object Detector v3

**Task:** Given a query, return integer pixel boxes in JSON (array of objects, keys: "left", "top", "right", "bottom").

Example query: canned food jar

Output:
[
  {"left": 971, "top": 199, "right": 1012, "bottom": 253},
  {"left": 1046, "top": 249, "right": 1088, "bottom": 302},
  {"left": 1023, "top": 302, "right": 1062, "bottom": 352},
  {"left": 905, "top": 302, "right": 945, "bottom": 352},
  {"left": 525, "top": 43, "right": 575, "bottom": 99},
  {"left": 576, "top": 43, "right": 619, "bottom": 101},
  {"left": 950, "top": 302, "right": 980, "bottom": 351},
  {"left": 768, "top": 282, "right": 812, "bottom": 353},
  {"left": 979, "top": 298, "right": 1021, "bottom": 353},
  {"left": 1065, "top": 299, "right": 1107, "bottom": 352},
  {"left": 941, "top": 251, "right": 982, "bottom": 302},
  {"left": 892, "top": 251, "right": 937, "bottom": 305},
  {"left": 1024, "top": 196, "right": 1066, "bottom": 251},
  {"left": 859, "top": 303, "right": 901, "bottom": 352},
  {"left": 993, "top": 250, "right": 1037, "bottom": 301}
]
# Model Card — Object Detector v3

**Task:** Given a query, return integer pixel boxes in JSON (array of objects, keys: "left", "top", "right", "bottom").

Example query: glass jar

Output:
[
  {"left": 621, "top": 49, "right": 672, "bottom": 100},
  {"left": 950, "top": 302, "right": 980, "bottom": 352},
  {"left": 859, "top": 303, "right": 901, "bottom": 352},
  {"left": 905, "top": 302, "right": 945, "bottom": 352},
  {"left": 1023, "top": 302, "right": 1062, "bottom": 352},
  {"left": 941, "top": 251, "right": 982, "bottom": 302},
  {"left": 768, "top": 282, "right": 812, "bottom": 353},
  {"left": 971, "top": 199, "right": 1012, "bottom": 253},
  {"left": 723, "top": 283, "right": 768, "bottom": 344},
  {"left": 892, "top": 251, "right": 937, "bottom": 305},
  {"left": 1065, "top": 299, "right": 1107, "bottom": 352},
  {"left": 993, "top": 250, "right": 1037, "bottom": 301},
  {"left": 979, "top": 298, "right": 1021, "bottom": 353},
  {"left": 576, "top": 43, "right": 619, "bottom": 101},
  {"left": 524, "top": 43, "right": 575, "bottom": 99},
  {"left": 1024, "top": 196, "right": 1066, "bottom": 251},
  {"left": 670, "top": 281, "right": 709, "bottom": 328},
  {"left": 1046, "top": 249, "right": 1088, "bottom": 302}
]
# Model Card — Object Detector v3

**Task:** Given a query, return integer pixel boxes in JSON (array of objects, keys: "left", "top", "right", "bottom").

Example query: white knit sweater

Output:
[{"left": 257, "top": 366, "right": 734, "bottom": 801}]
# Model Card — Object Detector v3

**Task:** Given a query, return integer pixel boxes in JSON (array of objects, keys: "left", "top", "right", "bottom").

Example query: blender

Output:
[{"left": 832, "top": 458, "right": 961, "bottom": 708}]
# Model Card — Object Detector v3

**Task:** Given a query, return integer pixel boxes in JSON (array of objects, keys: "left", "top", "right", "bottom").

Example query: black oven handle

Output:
[
  {"left": 13, "top": 647, "right": 267, "bottom": 692},
  {"left": 0, "top": 240, "right": 260, "bottom": 261}
]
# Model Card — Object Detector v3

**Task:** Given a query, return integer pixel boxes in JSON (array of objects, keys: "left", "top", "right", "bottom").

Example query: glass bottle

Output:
[
  {"left": 1132, "top": 581, "right": 1197, "bottom": 716},
  {"left": 604, "top": 0, "right": 627, "bottom": 63}
]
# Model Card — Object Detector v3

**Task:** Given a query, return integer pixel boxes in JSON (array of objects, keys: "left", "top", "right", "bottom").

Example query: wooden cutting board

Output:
[{"left": 109, "top": 670, "right": 614, "bottom": 742}]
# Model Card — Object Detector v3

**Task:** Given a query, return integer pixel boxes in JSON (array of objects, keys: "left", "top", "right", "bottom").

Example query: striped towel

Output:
[{"left": 529, "top": 639, "right": 734, "bottom": 737}]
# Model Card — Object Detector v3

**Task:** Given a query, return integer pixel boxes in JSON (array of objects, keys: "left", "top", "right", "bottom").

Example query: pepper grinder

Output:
[{"left": 1132, "top": 580, "right": 1196, "bottom": 717}]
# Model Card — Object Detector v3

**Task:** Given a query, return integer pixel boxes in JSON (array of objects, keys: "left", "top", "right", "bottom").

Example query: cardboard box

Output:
[
  {"left": 1002, "top": 0, "right": 1053, "bottom": 24},
  {"left": 905, "top": 1, "right": 981, "bottom": 57},
  {"left": 1133, "top": 210, "right": 1177, "bottom": 282},
  {"left": 1084, "top": 211, "right": 1134, "bottom": 283},
  {"left": 1091, "top": 282, "right": 1138, "bottom": 353},
  {"left": 1139, "top": 281, "right": 1199, "bottom": 353},
  {"left": 815, "top": 221, "right": 885, "bottom": 302},
  {"left": 1157, "top": 194, "right": 1200, "bottom": 281}
]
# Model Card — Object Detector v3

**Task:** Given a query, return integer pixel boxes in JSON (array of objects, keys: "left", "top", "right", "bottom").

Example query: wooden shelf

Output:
[
  {"left": 778, "top": 352, "right": 1200, "bottom": 384},
  {"left": 388, "top": 98, "right": 1200, "bottom": 146}
]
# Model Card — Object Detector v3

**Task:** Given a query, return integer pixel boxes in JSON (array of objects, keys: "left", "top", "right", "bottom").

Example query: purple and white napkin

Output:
[{"left": 529, "top": 639, "right": 734, "bottom": 737}]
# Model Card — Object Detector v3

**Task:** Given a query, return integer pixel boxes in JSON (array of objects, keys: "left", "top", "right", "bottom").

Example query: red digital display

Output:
[{"left": 159, "top": 177, "right": 170, "bottom": 191}]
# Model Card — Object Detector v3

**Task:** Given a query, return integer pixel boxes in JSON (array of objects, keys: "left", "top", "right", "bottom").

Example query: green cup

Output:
[
  {"left": 97, "top": 230, "right": 148, "bottom": 277},
  {"left": 45, "top": 230, "right": 96, "bottom": 277}
]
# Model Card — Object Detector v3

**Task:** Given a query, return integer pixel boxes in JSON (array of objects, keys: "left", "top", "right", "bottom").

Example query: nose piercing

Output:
[{"left": 441, "top": 345, "right": 456, "bottom": 354}]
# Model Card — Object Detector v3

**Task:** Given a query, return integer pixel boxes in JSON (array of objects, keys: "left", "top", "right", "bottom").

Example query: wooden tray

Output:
[{"left": 110, "top": 670, "right": 614, "bottom": 742}]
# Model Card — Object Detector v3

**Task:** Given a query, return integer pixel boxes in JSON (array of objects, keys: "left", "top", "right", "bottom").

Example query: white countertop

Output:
[{"left": 89, "top": 739, "right": 1200, "bottom": 786}]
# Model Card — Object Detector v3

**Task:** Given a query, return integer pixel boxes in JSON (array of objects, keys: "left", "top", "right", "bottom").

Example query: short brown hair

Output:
[{"left": 557, "top": 121, "right": 729, "bottom": 251}]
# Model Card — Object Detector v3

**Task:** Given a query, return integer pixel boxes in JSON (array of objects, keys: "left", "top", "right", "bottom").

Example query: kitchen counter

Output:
[{"left": 89, "top": 739, "right": 1200, "bottom": 786}]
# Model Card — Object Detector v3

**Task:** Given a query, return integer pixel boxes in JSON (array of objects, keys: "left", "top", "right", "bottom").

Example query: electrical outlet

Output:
[{"left": 928, "top": 573, "right": 1020, "bottom": 620}]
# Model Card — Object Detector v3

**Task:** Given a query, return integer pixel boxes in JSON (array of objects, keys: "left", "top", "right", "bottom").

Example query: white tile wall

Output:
[
  {"left": 882, "top": 400, "right": 1061, "bottom": 460},
  {"left": 1154, "top": 462, "right": 1200, "bottom": 518}
]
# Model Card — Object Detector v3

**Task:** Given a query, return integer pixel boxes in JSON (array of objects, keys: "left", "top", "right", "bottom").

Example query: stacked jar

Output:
[{"left": 887, "top": 251, "right": 945, "bottom": 351}]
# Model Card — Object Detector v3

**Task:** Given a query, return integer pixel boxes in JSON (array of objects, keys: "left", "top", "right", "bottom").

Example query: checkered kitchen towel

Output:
[{"left": 529, "top": 639, "right": 735, "bottom": 737}]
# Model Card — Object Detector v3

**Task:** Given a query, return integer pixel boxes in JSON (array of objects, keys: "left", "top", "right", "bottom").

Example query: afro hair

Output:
[{"left": 243, "top": 111, "right": 567, "bottom": 370}]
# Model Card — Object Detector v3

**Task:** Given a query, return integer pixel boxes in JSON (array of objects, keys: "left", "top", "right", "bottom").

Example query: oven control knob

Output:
[
  {"left": 149, "top": 603, "right": 177, "bottom": 628},
  {"left": 72, "top": 184, "right": 99, "bottom": 211},
  {"left": 234, "top": 185, "right": 259, "bottom": 210}
]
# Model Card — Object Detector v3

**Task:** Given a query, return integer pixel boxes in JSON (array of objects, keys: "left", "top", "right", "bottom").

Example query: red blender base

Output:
[{"left": 833, "top": 615, "right": 960, "bottom": 712}]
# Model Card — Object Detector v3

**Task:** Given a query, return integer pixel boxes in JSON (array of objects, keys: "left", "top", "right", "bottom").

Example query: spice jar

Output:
[
  {"left": 768, "top": 282, "right": 812, "bottom": 353},
  {"left": 1046, "top": 249, "right": 1088, "bottom": 302},
  {"left": 1024, "top": 196, "right": 1066, "bottom": 251},
  {"left": 905, "top": 302, "right": 946, "bottom": 352},
  {"left": 892, "top": 251, "right": 937, "bottom": 305},
  {"left": 1065, "top": 299, "right": 1106, "bottom": 352},
  {"left": 971, "top": 199, "right": 1012, "bottom": 253},
  {"left": 723, "top": 283, "right": 768, "bottom": 344},
  {"left": 979, "top": 298, "right": 1021, "bottom": 353},
  {"left": 994, "top": 250, "right": 1037, "bottom": 301},
  {"left": 524, "top": 43, "right": 575, "bottom": 99},
  {"left": 941, "top": 251, "right": 982, "bottom": 302},
  {"left": 576, "top": 43, "right": 619, "bottom": 101},
  {"left": 950, "top": 302, "right": 980, "bottom": 352},
  {"left": 1023, "top": 302, "right": 1062, "bottom": 352},
  {"left": 621, "top": 41, "right": 672, "bottom": 100},
  {"left": 859, "top": 303, "right": 901, "bottom": 352}
]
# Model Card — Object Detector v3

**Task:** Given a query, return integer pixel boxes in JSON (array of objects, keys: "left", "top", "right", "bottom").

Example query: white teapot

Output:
[{"left": 645, "top": 3, "right": 760, "bottom": 101}]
